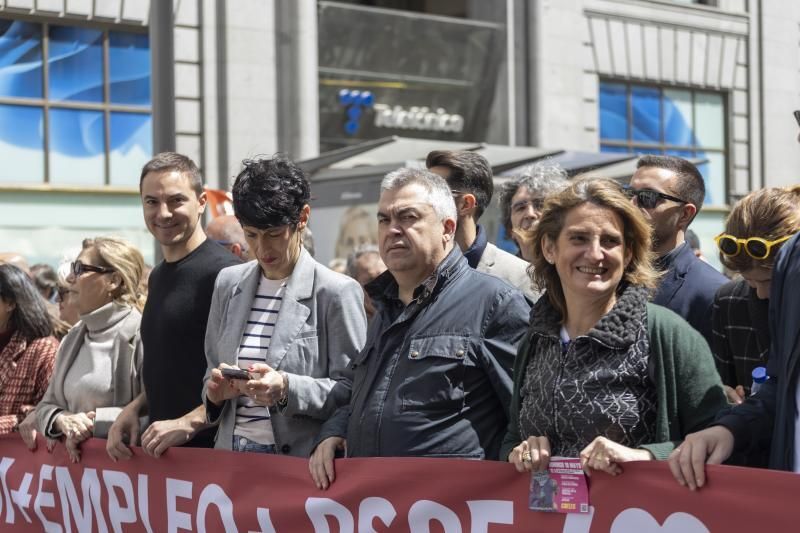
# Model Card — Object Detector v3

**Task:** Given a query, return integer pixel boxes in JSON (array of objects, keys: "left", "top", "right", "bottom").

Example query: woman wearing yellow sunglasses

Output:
[{"left": 711, "top": 186, "right": 800, "bottom": 423}]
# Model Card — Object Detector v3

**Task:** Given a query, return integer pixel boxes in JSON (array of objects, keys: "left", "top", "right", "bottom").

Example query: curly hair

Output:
[
  {"left": 529, "top": 177, "right": 660, "bottom": 321},
  {"left": 498, "top": 161, "right": 569, "bottom": 236},
  {"left": 232, "top": 155, "right": 311, "bottom": 229}
]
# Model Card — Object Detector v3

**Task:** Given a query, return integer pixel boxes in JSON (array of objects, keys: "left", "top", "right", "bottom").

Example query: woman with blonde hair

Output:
[
  {"left": 711, "top": 186, "right": 800, "bottom": 408},
  {"left": 30, "top": 237, "right": 146, "bottom": 461},
  {"left": 501, "top": 177, "right": 726, "bottom": 476}
]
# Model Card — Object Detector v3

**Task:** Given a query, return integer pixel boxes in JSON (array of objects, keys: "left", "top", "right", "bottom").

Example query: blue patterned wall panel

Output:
[
  {"left": 0, "top": 21, "right": 43, "bottom": 98},
  {"left": 109, "top": 32, "right": 150, "bottom": 106},
  {"left": 48, "top": 25, "right": 103, "bottom": 102},
  {"left": 110, "top": 112, "right": 152, "bottom": 186}
]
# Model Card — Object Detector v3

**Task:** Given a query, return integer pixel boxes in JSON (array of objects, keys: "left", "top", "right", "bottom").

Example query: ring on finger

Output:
[{"left": 521, "top": 451, "right": 532, "bottom": 462}]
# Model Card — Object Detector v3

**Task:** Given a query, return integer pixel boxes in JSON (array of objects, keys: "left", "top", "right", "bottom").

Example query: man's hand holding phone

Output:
[{"left": 207, "top": 363, "right": 250, "bottom": 406}]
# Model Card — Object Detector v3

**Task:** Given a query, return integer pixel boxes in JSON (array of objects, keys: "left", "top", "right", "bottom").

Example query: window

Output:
[
  {"left": 599, "top": 81, "right": 727, "bottom": 205},
  {"left": 0, "top": 19, "right": 152, "bottom": 187}
]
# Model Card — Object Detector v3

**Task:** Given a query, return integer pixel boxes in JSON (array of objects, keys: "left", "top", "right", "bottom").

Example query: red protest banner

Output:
[{"left": 0, "top": 434, "right": 797, "bottom": 532}]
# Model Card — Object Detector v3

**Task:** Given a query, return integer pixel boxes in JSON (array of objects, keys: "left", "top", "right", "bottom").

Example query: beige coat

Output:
[{"left": 36, "top": 303, "right": 143, "bottom": 438}]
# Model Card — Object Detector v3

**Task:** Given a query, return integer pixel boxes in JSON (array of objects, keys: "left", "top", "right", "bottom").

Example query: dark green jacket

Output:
[{"left": 500, "top": 302, "right": 727, "bottom": 461}]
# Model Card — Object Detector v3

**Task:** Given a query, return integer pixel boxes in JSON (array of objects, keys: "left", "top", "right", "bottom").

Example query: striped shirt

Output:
[{"left": 233, "top": 275, "right": 287, "bottom": 445}]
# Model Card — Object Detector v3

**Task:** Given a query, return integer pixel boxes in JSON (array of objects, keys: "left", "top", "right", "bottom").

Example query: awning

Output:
[
  {"left": 300, "top": 136, "right": 563, "bottom": 179},
  {"left": 301, "top": 136, "right": 482, "bottom": 173},
  {"left": 471, "top": 144, "right": 564, "bottom": 174},
  {"left": 500, "top": 151, "right": 637, "bottom": 177},
  {"left": 298, "top": 137, "right": 656, "bottom": 207}
]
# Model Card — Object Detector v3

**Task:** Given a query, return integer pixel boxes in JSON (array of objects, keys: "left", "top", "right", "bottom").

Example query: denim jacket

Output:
[{"left": 314, "top": 247, "right": 531, "bottom": 459}]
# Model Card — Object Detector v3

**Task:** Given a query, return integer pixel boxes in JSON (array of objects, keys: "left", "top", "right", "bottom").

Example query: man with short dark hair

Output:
[
  {"left": 309, "top": 168, "right": 530, "bottom": 489},
  {"left": 629, "top": 155, "right": 727, "bottom": 346},
  {"left": 106, "top": 152, "right": 240, "bottom": 460},
  {"left": 426, "top": 150, "right": 536, "bottom": 300},
  {"left": 207, "top": 215, "right": 252, "bottom": 261}
]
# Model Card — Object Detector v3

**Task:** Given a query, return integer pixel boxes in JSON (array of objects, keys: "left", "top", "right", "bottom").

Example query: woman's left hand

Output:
[
  {"left": 579, "top": 436, "right": 653, "bottom": 476},
  {"left": 245, "top": 364, "right": 287, "bottom": 406}
]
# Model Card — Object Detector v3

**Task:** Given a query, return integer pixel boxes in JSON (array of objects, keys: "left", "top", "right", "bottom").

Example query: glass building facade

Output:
[
  {"left": 0, "top": 19, "right": 152, "bottom": 188},
  {"left": 598, "top": 81, "right": 727, "bottom": 206}
]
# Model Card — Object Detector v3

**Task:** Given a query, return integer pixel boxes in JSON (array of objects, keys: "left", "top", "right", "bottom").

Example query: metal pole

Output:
[
  {"left": 294, "top": 0, "right": 320, "bottom": 159},
  {"left": 150, "top": 1, "right": 176, "bottom": 154},
  {"left": 149, "top": 3, "right": 176, "bottom": 264},
  {"left": 506, "top": 0, "right": 516, "bottom": 146}
]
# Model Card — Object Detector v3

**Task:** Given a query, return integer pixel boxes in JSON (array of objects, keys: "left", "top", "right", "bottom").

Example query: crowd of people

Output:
[{"left": 1, "top": 148, "right": 799, "bottom": 496}]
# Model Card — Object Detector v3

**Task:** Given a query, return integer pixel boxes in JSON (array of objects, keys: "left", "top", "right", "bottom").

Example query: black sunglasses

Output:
[
  {"left": 625, "top": 187, "right": 688, "bottom": 209},
  {"left": 71, "top": 261, "right": 115, "bottom": 277}
]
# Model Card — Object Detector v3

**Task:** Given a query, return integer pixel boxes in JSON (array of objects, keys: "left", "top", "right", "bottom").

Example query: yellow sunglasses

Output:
[{"left": 714, "top": 233, "right": 792, "bottom": 260}]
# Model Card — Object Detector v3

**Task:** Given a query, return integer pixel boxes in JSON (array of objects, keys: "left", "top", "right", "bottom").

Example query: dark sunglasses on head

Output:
[
  {"left": 625, "top": 187, "right": 688, "bottom": 209},
  {"left": 714, "top": 233, "right": 792, "bottom": 260},
  {"left": 71, "top": 260, "right": 115, "bottom": 277}
]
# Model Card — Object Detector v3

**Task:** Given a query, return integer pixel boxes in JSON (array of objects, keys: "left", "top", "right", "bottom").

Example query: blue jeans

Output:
[{"left": 232, "top": 435, "right": 277, "bottom": 454}]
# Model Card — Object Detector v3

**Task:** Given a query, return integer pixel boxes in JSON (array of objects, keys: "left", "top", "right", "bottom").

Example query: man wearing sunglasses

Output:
[
  {"left": 426, "top": 150, "right": 537, "bottom": 301},
  {"left": 629, "top": 155, "right": 727, "bottom": 347}
]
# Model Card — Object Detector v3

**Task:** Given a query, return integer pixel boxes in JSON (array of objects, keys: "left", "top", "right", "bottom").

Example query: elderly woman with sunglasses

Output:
[
  {"left": 33, "top": 237, "right": 146, "bottom": 462},
  {"left": 710, "top": 187, "right": 800, "bottom": 413},
  {"left": 501, "top": 177, "right": 727, "bottom": 477}
]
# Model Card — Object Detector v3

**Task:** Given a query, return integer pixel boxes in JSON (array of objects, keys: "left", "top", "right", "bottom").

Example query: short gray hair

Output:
[
  {"left": 381, "top": 167, "right": 457, "bottom": 222},
  {"left": 499, "top": 161, "right": 569, "bottom": 234},
  {"left": 346, "top": 243, "right": 381, "bottom": 278}
]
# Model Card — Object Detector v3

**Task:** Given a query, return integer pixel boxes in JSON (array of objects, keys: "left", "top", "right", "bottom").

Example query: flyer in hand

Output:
[{"left": 528, "top": 457, "right": 589, "bottom": 514}]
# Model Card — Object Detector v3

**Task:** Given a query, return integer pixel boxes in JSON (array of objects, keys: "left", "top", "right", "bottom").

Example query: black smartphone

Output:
[
  {"left": 221, "top": 367, "right": 252, "bottom": 380},
  {"left": 794, "top": 110, "right": 800, "bottom": 127}
]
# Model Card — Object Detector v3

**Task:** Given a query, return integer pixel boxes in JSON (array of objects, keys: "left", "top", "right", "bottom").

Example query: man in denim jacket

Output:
[{"left": 309, "top": 167, "right": 531, "bottom": 490}]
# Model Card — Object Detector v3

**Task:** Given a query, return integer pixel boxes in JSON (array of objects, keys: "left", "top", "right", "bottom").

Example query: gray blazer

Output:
[
  {"left": 203, "top": 248, "right": 367, "bottom": 457},
  {"left": 477, "top": 242, "right": 538, "bottom": 301},
  {"left": 36, "top": 304, "right": 143, "bottom": 439}
]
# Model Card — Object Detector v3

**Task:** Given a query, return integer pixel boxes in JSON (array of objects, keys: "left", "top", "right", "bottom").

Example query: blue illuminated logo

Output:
[{"left": 338, "top": 89, "right": 374, "bottom": 135}]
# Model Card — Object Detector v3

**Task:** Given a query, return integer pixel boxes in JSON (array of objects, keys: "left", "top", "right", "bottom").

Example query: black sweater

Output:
[{"left": 141, "top": 239, "right": 240, "bottom": 447}]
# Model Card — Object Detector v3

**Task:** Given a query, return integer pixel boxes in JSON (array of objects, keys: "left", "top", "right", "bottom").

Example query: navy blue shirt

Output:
[{"left": 462, "top": 224, "right": 489, "bottom": 269}]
